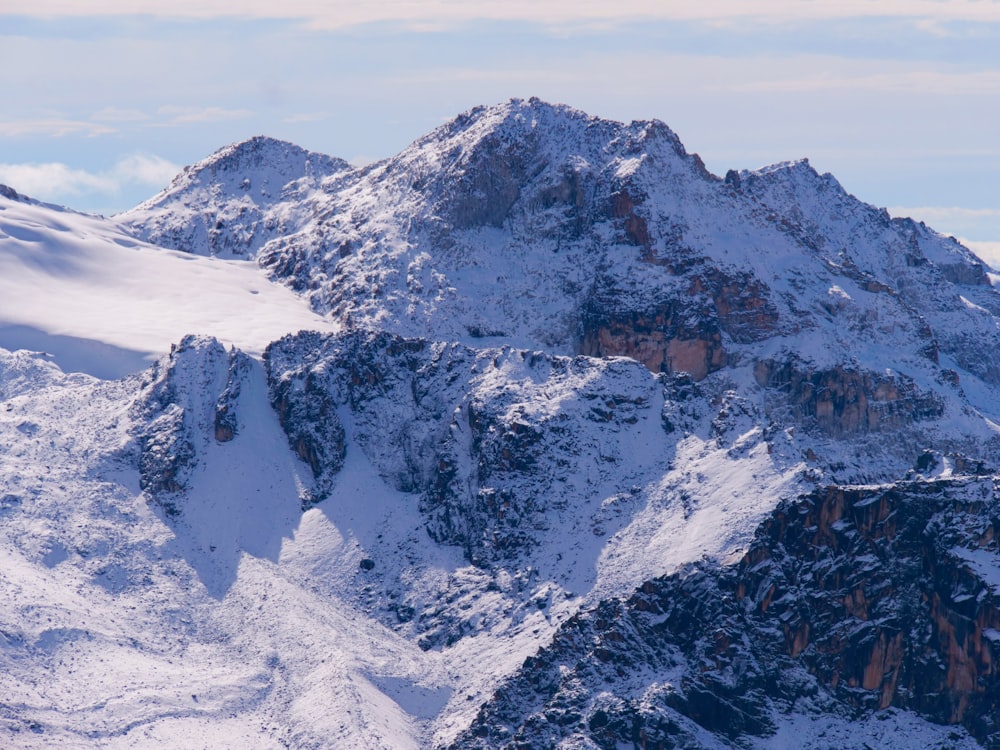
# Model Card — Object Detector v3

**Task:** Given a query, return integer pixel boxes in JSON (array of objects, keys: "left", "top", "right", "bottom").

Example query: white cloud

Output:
[
  {"left": 962, "top": 240, "right": 1000, "bottom": 268},
  {"left": 8, "top": 0, "right": 1000, "bottom": 29},
  {"left": 888, "top": 206, "right": 1000, "bottom": 223},
  {"left": 282, "top": 112, "right": 330, "bottom": 124},
  {"left": 111, "top": 154, "right": 181, "bottom": 186},
  {"left": 156, "top": 106, "right": 254, "bottom": 125},
  {"left": 744, "top": 69, "right": 1000, "bottom": 95},
  {"left": 0, "top": 118, "right": 117, "bottom": 138},
  {"left": 0, "top": 155, "right": 179, "bottom": 204},
  {"left": 91, "top": 107, "right": 151, "bottom": 123},
  {"left": 0, "top": 162, "right": 115, "bottom": 197}
]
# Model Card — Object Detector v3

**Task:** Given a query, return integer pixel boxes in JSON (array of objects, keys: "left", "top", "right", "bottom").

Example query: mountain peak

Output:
[
  {"left": 458, "top": 96, "right": 600, "bottom": 126},
  {"left": 422, "top": 98, "right": 688, "bottom": 162},
  {"left": 725, "top": 156, "right": 854, "bottom": 226},
  {"left": 755, "top": 156, "right": 813, "bottom": 174},
  {"left": 141, "top": 135, "right": 350, "bottom": 202},
  {"left": 117, "top": 135, "right": 352, "bottom": 257},
  {"left": 734, "top": 157, "right": 840, "bottom": 192},
  {"left": 186, "top": 134, "right": 349, "bottom": 181},
  {"left": 0, "top": 184, "right": 27, "bottom": 203},
  {"left": 412, "top": 97, "right": 611, "bottom": 155}
]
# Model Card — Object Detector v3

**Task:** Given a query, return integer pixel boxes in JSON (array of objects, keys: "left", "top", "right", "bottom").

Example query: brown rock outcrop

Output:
[
  {"left": 579, "top": 305, "right": 724, "bottom": 380},
  {"left": 754, "top": 358, "right": 944, "bottom": 437},
  {"left": 580, "top": 185, "right": 785, "bottom": 380},
  {"left": 610, "top": 189, "right": 653, "bottom": 249},
  {"left": 739, "top": 480, "right": 1000, "bottom": 735}
]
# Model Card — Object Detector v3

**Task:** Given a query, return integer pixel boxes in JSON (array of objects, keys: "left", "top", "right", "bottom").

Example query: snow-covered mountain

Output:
[
  {"left": 118, "top": 136, "right": 350, "bottom": 260},
  {"left": 124, "top": 99, "right": 998, "bottom": 385},
  {"left": 4, "top": 99, "right": 1000, "bottom": 748}
]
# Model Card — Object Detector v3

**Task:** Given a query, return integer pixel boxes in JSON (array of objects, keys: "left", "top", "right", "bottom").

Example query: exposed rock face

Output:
[
  {"left": 213, "top": 350, "right": 253, "bottom": 442},
  {"left": 754, "top": 358, "right": 944, "bottom": 438},
  {"left": 741, "top": 481, "right": 1000, "bottom": 727},
  {"left": 264, "top": 330, "right": 663, "bottom": 565},
  {"left": 263, "top": 332, "right": 347, "bottom": 506},
  {"left": 455, "top": 477, "right": 1000, "bottom": 749},
  {"left": 130, "top": 336, "right": 254, "bottom": 511},
  {"left": 579, "top": 303, "right": 725, "bottom": 379},
  {"left": 610, "top": 187, "right": 655, "bottom": 249},
  {"left": 0, "top": 183, "right": 26, "bottom": 202},
  {"left": 135, "top": 402, "right": 192, "bottom": 505},
  {"left": 579, "top": 251, "right": 781, "bottom": 379},
  {"left": 602, "top": 183, "right": 782, "bottom": 367}
]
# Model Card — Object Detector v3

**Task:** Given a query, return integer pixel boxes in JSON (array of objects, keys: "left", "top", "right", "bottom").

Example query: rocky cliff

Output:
[{"left": 455, "top": 476, "right": 1000, "bottom": 749}]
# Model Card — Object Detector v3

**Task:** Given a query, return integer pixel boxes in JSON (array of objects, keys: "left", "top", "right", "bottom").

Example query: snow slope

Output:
[
  {"left": 3, "top": 328, "right": 991, "bottom": 749},
  {"left": 2, "top": 334, "right": 638, "bottom": 749},
  {"left": 0, "top": 187, "right": 338, "bottom": 378},
  {"left": 0, "top": 346, "right": 443, "bottom": 749}
]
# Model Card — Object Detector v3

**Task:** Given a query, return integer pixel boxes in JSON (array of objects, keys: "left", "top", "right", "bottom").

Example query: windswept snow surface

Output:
[{"left": 0, "top": 191, "right": 338, "bottom": 378}]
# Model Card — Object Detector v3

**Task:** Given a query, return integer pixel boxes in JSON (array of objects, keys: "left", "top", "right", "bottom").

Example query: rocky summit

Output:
[{"left": 3, "top": 99, "right": 1000, "bottom": 749}]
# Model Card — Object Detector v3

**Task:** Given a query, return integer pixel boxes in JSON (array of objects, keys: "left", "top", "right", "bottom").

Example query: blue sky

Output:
[{"left": 1, "top": 1, "right": 999, "bottom": 261}]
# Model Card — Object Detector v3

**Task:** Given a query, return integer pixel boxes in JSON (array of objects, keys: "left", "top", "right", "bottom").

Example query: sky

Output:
[{"left": 1, "top": 0, "right": 998, "bottom": 262}]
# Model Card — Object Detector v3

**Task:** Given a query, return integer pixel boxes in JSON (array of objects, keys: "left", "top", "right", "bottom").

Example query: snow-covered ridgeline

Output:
[{"left": 3, "top": 98, "right": 1000, "bottom": 748}]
